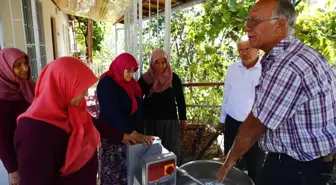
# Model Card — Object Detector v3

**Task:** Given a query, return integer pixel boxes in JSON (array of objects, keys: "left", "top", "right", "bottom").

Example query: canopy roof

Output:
[
  {"left": 52, "top": 0, "right": 201, "bottom": 24},
  {"left": 53, "top": 0, "right": 131, "bottom": 23}
]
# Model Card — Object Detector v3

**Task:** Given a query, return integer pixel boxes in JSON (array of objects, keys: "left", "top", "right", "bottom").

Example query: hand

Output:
[
  {"left": 121, "top": 133, "right": 136, "bottom": 147},
  {"left": 216, "top": 157, "right": 236, "bottom": 182},
  {"left": 9, "top": 170, "right": 20, "bottom": 185},
  {"left": 143, "top": 136, "right": 155, "bottom": 146},
  {"left": 217, "top": 123, "right": 225, "bottom": 133},
  {"left": 180, "top": 120, "right": 188, "bottom": 129},
  {"left": 84, "top": 90, "right": 89, "bottom": 97},
  {"left": 131, "top": 131, "right": 155, "bottom": 146}
]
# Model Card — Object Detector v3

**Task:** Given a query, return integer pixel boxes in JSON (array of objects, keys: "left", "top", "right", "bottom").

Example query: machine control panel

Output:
[
  {"left": 148, "top": 159, "right": 175, "bottom": 181},
  {"left": 128, "top": 139, "right": 176, "bottom": 185},
  {"left": 142, "top": 153, "right": 177, "bottom": 185},
  {"left": 164, "top": 164, "right": 175, "bottom": 175}
]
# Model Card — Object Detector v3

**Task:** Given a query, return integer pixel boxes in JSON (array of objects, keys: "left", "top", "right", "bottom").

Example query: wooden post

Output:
[{"left": 88, "top": 19, "right": 93, "bottom": 63}]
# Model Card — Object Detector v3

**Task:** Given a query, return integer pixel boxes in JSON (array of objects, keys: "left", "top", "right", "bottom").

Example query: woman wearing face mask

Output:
[
  {"left": 0, "top": 48, "right": 35, "bottom": 185},
  {"left": 97, "top": 53, "right": 153, "bottom": 185},
  {"left": 138, "top": 49, "right": 187, "bottom": 166},
  {"left": 14, "top": 57, "right": 137, "bottom": 185}
]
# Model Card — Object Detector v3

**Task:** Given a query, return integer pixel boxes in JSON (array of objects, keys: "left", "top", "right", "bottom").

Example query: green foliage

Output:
[
  {"left": 295, "top": 0, "right": 336, "bottom": 63},
  {"left": 92, "top": 21, "right": 105, "bottom": 56},
  {"left": 74, "top": 16, "right": 106, "bottom": 59},
  {"left": 93, "top": 22, "right": 116, "bottom": 63}
]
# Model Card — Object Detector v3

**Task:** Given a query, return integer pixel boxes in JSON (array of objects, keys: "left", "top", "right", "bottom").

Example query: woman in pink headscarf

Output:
[
  {"left": 0, "top": 48, "right": 35, "bottom": 185},
  {"left": 96, "top": 53, "right": 154, "bottom": 185},
  {"left": 138, "top": 48, "right": 187, "bottom": 165},
  {"left": 14, "top": 57, "right": 140, "bottom": 185}
]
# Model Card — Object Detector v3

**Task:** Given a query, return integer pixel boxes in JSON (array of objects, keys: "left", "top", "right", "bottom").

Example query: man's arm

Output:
[{"left": 216, "top": 111, "right": 265, "bottom": 182}]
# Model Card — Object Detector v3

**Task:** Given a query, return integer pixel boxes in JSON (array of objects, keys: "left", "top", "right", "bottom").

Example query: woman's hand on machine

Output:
[
  {"left": 9, "top": 170, "right": 20, "bottom": 185},
  {"left": 131, "top": 131, "right": 155, "bottom": 146},
  {"left": 122, "top": 133, "right": 136, "bottom": 146},
  {"left": 141, "top": 135, "right": 155, "bottom": 146}
]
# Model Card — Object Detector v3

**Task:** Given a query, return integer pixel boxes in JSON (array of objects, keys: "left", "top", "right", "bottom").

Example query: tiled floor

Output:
[{"left": 0, "top": 160, "right": 8, "bottom": 185}]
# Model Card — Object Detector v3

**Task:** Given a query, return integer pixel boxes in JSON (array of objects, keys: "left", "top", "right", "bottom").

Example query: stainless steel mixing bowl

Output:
[{"left": 176, "top": 160, "right": 254, "bottom": 185}]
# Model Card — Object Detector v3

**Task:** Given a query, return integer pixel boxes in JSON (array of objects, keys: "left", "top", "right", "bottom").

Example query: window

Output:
[
  {"left": 63, "top": 24, "right": 70, "bottom": 56},
  {"left": 22, "top": 0, "right": 38, "bottom": 81},
  {"left": 36, "top": 0, "right": 47, "bottom": 68},
  {"left": 21, "top": 0, "right": 47, "bottom": 81},
  {"left": 0, "top": 15, "right": 4, "bottom": 50}
]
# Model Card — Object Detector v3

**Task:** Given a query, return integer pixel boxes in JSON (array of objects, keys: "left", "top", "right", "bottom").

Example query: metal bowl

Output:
[{"left": 176, "top": 160, "right": 254, "bottom": 185}]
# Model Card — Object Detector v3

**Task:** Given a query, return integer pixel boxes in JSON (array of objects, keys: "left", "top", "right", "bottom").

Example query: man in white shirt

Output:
[{"left": 219, "top": 35, "right": 265, "bottom": 183}]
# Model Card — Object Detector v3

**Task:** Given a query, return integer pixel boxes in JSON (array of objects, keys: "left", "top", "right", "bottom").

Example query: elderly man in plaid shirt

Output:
[{"left": 216, "top": 0, "right": 336, "bottom": 185}]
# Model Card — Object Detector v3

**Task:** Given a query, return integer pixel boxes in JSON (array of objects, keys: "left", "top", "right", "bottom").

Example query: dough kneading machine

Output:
[
  {"left": 127, "top": 137, "right": 177, "bottom": 185},
  {"left": 127, "top": 137, "right": 254, "bottom": 185}
]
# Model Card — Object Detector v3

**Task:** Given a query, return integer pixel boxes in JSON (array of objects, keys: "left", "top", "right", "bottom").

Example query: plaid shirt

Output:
[{"left": 253, "top": 36, "right": 336, "bottom": 161}]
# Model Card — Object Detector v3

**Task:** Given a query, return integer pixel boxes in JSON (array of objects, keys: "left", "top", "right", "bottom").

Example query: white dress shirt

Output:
[{"left": 220, "top": 58, "right": 262, "bottom": 123}]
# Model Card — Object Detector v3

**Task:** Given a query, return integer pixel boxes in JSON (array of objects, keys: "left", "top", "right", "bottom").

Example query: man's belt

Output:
[{"left": 269, "top": 152, "right": 335, "bottom": 162}]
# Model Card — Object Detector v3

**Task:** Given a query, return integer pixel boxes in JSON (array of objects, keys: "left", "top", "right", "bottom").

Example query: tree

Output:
[
  {"left": 74, "top": 16, "right": 106, "bottom": 61},
  {"left": 295, "top": 0, "right": 336, "bottom": 62}
]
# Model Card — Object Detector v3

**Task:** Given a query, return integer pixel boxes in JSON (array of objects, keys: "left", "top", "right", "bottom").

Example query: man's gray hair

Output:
[
  {"left": 236, "top": 35, "right": 249, "bottom": 47},
  {"left": 271, "top": 0, "right": 297, "bottom": 35}
]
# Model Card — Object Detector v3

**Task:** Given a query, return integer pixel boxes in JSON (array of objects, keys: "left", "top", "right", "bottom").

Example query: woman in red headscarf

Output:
[
  {"left": 138, "top": 49, "right": 187, "bottom": 166},
  {"left": 0, "top": 48, "right": 35, "bottom": 185},
  {"left": 14, "top": 57, "right": 139, "bottom": 185},
  {"left": 96, "top": 53, "right": 153, "bottom": 185}
]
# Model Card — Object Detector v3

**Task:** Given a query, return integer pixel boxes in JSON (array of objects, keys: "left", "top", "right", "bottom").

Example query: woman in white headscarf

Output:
[{"left": 138, "top": 49, "right": 187, "bottom": 165}]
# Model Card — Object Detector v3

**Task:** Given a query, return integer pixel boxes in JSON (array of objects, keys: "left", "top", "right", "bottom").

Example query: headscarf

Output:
[
  {"left": 0, "top": 48, "right": 35, "bottom": 103},
  {"left": 17, "top": 57, "right": 100, "bottom": 176},
  {"left": 142, "top": 49, "right": 172, "bottom": 96},
  {"left": 100, "top": 53, "right": 142, "bottom": 115}
]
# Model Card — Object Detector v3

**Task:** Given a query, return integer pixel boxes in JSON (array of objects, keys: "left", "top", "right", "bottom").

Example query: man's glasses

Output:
[{"left": 246, "top": 17, "right": 279, "bottom": 28}]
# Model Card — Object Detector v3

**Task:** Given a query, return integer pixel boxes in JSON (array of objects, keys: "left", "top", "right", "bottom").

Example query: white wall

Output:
[
  {"left": 0, "top": 0, "right": 70, "bottom": 64},
  {"left": 0, "top": 0, "right": 26, "bottom": 51},
  {"left": 41, "top": 0, "right": 70, "bottom": 63}
]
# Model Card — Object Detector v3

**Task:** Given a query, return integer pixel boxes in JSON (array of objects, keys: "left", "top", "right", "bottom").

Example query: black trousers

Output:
[
  {"left": 258, "top": 153, "right": 335, "bottom": 185},
  {"left": 223, "top": 115, "right": 265, "bottom": 183}
]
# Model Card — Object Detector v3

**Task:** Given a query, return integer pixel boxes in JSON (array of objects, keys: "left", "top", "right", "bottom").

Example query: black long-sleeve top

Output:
[
  {"left": 138, "top": 72, "right": 187, "bottom": 120},
  {"left": 14, "top": 117, "right": 124, "bottom": 185},
  {"left": 0, "top": 99, "right": 30, "bottom": 173},
  {"left": 97, "top": 76, "right": 144, "bottom": 135}
]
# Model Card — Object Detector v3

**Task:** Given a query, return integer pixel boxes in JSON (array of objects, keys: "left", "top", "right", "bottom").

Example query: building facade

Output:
[{"left": 0, "top": 0, "right": 73, "bottom": 81}]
